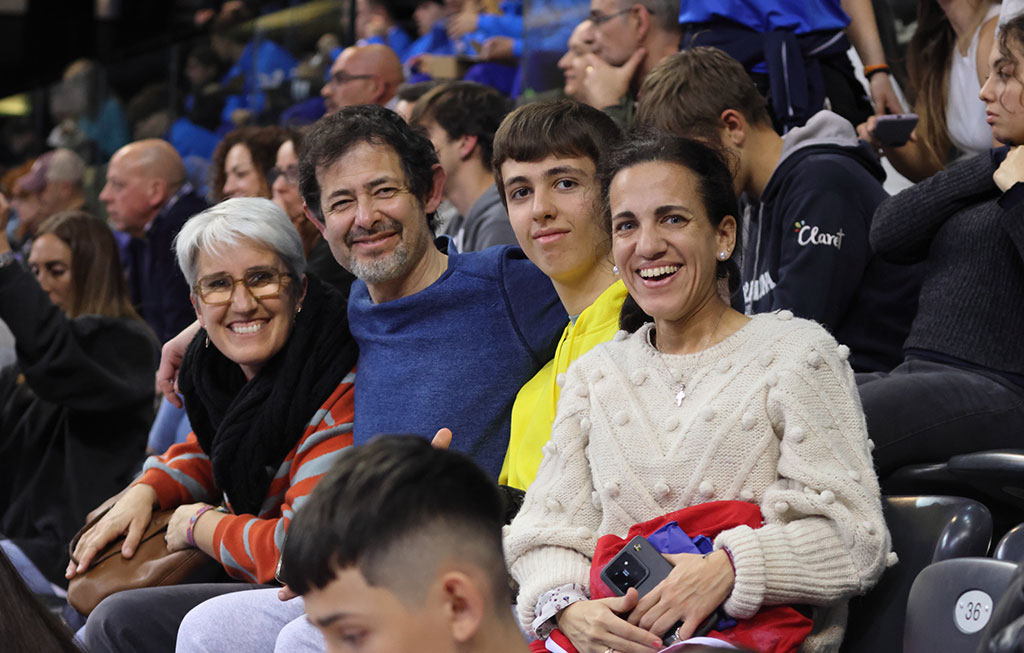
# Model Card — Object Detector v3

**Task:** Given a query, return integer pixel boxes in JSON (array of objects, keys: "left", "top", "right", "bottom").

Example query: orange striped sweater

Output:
[{"left": 136, "top": 370, "right": 355, "bottom": 583}]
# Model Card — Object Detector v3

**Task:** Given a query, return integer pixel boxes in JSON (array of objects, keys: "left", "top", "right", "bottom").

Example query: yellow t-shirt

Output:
[{"left": 500, "top": 280, "right": 628, "bottom": 490}]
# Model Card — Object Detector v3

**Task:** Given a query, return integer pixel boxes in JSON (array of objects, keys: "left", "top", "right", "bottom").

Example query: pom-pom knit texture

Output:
[{"left": 504, "top": 312, "right": 889, "bottom": 652}]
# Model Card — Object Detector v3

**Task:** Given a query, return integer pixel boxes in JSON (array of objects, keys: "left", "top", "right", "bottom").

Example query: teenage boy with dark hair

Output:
[
  {"left": 280, "top": 435, "right": 530, "bottom": 653},
  {"left": 492, "top": 99, "right": 626, "bottom": 490},
  {"left": 636, "top": 46, "right": 920, "bottom": 373},
  {"left": 411, "top": 81, "right": 518, "bottom": 252}
]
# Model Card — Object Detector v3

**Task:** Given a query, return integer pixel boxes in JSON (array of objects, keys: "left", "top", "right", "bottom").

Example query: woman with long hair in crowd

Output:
[
  {"left": 505, "top": 132, "right": 889, "bottom": 653},
  {"left": 859, "top": 0, "right": 1000, "bottom": 182},
  {"left": 0, "top": 206, "right": 158, "bottom": 596},
  {"left": 856, "top": 12, "right": 1024, "bottom": 477}
]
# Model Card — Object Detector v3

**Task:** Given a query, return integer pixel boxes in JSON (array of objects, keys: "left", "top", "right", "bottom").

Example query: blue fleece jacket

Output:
[{"left": 348, "top": 239, "right": 565, "bottom": 479}]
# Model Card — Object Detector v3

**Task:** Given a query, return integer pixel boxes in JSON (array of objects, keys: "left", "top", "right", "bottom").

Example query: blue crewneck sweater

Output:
[{"left": 348, "top": 239, "right": 565, "bottom": 478}]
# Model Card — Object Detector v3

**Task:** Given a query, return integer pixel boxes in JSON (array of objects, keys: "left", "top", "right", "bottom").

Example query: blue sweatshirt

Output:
[
  {"left": 679, "top": 0, "right": 849, "bottom": 33},
  {"left": 741, "top": 111, "right": 922, "bottom": 373},
  {"left": 348, "top": 239, "right": 565, "bottom": 478}
]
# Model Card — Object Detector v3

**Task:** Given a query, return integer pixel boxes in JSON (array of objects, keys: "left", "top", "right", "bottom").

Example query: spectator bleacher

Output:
[{"left": 0, "top": 1, "right": 1020, "bottom": 651}]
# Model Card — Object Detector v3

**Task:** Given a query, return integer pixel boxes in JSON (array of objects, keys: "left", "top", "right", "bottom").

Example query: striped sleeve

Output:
[
  {"left": 210, "top": 371, "right": 356, "bottom": 583},
  {"left": 137, "top": 433, "right": 217, "bottom": 509}
]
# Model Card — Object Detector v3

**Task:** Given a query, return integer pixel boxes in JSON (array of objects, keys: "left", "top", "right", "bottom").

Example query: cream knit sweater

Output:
[{"left": 504, "top": 312, "right": 892, "bottom": 652}]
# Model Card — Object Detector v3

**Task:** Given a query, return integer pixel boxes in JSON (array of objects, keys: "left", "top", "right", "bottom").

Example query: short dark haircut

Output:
[
  {"left": 395, "top": 79, "right": 445, "bottom": 105},
  {"left": 630, "top": 0, "right": 682, "bottom": 34},
  {"left": 491, "top": 99, "right": 622, "bottom": 207},
  {"left": 410, "top": 81, "right": 513, "bottom": 172},
  {"left": 599, "top": 130, "right": 742, "bottom": 330},
  {"left": 637, "top": 47, "right": 773, "bottom": 144},
  {"left": 283, "top": 126, "right": 305, "bottom": 154},
  {"left": 299, "top": 105, "right": 441, "bottom": 230},
  {"left": 281, "top": 435, "right": 508, "bottom": 606}
]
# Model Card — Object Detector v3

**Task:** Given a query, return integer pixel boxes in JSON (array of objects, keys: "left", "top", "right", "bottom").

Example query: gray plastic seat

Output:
[
  {"left": 976, "top": 560, "right": 1024, "bottom": 653},
  {"left": 841, "top": 496, "right": 993, "bottom": 653},
  {"left": 883, "top": 451, "right": 1024, "bottom": 537},
  {"left": 947, "top": 450, "right": 1024, "bottom": 512},
  {"left": 994, "top": 524, "right": 1024, "bottom": 564},
  {"left": 904, "top": 558, "right": 1018, "bottom": 653}
]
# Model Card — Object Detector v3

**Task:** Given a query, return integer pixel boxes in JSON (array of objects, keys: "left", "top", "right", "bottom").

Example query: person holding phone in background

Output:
[
  {"left": 856, "top": 12, "right": 1024, "bottom": 478},
  {"left": 857, "top": 0, "right": 1001, "bottom": 182}
]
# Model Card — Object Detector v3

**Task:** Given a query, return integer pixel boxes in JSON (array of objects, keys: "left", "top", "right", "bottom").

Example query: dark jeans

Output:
[
  {"left": 857, "top": 359, "right": 1024, "bottom": 477},
  {"left": 84, "top": 582, "right": 271, "bottom": 653}
]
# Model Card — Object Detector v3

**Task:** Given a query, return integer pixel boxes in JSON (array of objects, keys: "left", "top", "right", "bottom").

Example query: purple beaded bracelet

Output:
[{"left": 186, "top": 505, "right": 216, "bottom": 548}]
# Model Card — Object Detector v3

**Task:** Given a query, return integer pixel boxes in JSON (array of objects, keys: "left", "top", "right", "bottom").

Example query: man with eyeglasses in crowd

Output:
[
  {"left": 270, "top": 129, "right": 354, "bottom": 298},
  {"left": 320, "top": 44, "right": 404, "bottom": 115},
  {"left": 577, "top": 0, "right": 682, "bottom": 128}
]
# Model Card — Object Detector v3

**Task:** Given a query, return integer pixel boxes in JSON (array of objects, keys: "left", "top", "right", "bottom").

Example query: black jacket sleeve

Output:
[{"left": 0, "top": 262, "right": 159, "bottom": 411}]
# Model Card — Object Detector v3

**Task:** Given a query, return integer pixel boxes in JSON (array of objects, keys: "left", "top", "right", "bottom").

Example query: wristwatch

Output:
[{"left": 0, "top": 249, "right": 17, "bottom": 268}]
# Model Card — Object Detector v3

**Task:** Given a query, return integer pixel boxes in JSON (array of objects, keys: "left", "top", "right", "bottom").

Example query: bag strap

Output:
[{"left": 68, "top": 505, "right": 114, "bottom": 565}]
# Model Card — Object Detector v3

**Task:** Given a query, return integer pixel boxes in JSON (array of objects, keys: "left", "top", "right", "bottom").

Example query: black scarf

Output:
[{"left": 178, "top": 274, "right": 358, "bottom": 516}]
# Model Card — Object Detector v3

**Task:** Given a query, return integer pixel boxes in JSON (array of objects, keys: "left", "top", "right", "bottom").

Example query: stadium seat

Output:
[
  {"left": 975, "top": 560, "right": 1024, "bottom": 653},
  {"left": 841, "top": 496, "right": 992, "bottom": 652},
  {"left": 946, "top": 450, "right": 1024, "bottom": 512},
  {"left": 994, "top": 524, "right": 1024, "bottom": 564},
  {"left": 904, "top": 558, "right": 1018, "bottom": 653}
]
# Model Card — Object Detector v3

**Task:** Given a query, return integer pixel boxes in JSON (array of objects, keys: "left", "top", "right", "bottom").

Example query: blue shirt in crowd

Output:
[{"left": 348, "top": 239, "right": 565, "bottom": 479}]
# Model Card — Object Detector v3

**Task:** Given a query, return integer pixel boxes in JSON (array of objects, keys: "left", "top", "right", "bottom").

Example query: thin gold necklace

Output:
[{"left": 651, "top": 306, "right": 728, "bottom": 407}]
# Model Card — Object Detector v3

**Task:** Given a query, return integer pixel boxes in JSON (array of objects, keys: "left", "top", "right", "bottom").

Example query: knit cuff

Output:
[
  {"left": 998, "top": 181, "right": 1024, "bottom": 210},
  {"left": 510, "top": 547, "right": 592, "bottom": 635},
  {"left": 714, "top": 525, "right": 766, "bottom": 618}
]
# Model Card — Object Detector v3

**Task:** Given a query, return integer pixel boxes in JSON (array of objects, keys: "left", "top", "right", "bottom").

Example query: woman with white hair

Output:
[{"left": 68, "top": 198, "right": 358, "bottom": 651}]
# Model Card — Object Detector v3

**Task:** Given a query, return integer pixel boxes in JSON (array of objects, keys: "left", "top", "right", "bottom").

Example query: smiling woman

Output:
[
  {"left": 73, "top": 198, "right": 360, "bottom": 652},
  {"left": 505, "top": 132, "right": 889, "bottom": 652},
  {"left": 210, "top": 126, "right": 288, "bottom": 201}
]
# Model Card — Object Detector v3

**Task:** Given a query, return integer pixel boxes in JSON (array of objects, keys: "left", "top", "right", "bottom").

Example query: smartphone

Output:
[
  {"left": 600, "top": 535, "right": 675, "bottom": 598},
  {"left": 872, "top": 113, "right": 919, "bottom": 147},
  {"left": 600, "top": 536, "right": 720, "bottom": 644}
]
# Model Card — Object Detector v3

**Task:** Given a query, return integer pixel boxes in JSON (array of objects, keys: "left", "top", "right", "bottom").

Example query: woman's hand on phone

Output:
[
  {"left": 627, "top": 550, "right": 735, "bottom": 641},
  {"left": 556, "top": 590, "right": 662, "bottom": 653}
]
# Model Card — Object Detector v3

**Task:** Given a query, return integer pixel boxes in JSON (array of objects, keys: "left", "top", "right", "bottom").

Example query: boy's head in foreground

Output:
[{"left": 281, "top": 435, "right": 525, "bottom": 653}]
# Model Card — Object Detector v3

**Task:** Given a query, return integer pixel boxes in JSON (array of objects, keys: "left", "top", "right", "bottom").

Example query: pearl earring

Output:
[
  {"left": 613, "top": 265, "right": 619, "bottom": 275},
  {"left": 719, "top": 252, "right": 727, "bottom": 260}
]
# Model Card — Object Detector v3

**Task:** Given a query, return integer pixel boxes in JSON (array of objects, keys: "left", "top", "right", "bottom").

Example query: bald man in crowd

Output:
[
  {"left": 321, "top": 43, "right": 404, "bottom": 115},
  {"left": 100, "top": 139, "right": 207, "bottom": 342}
]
